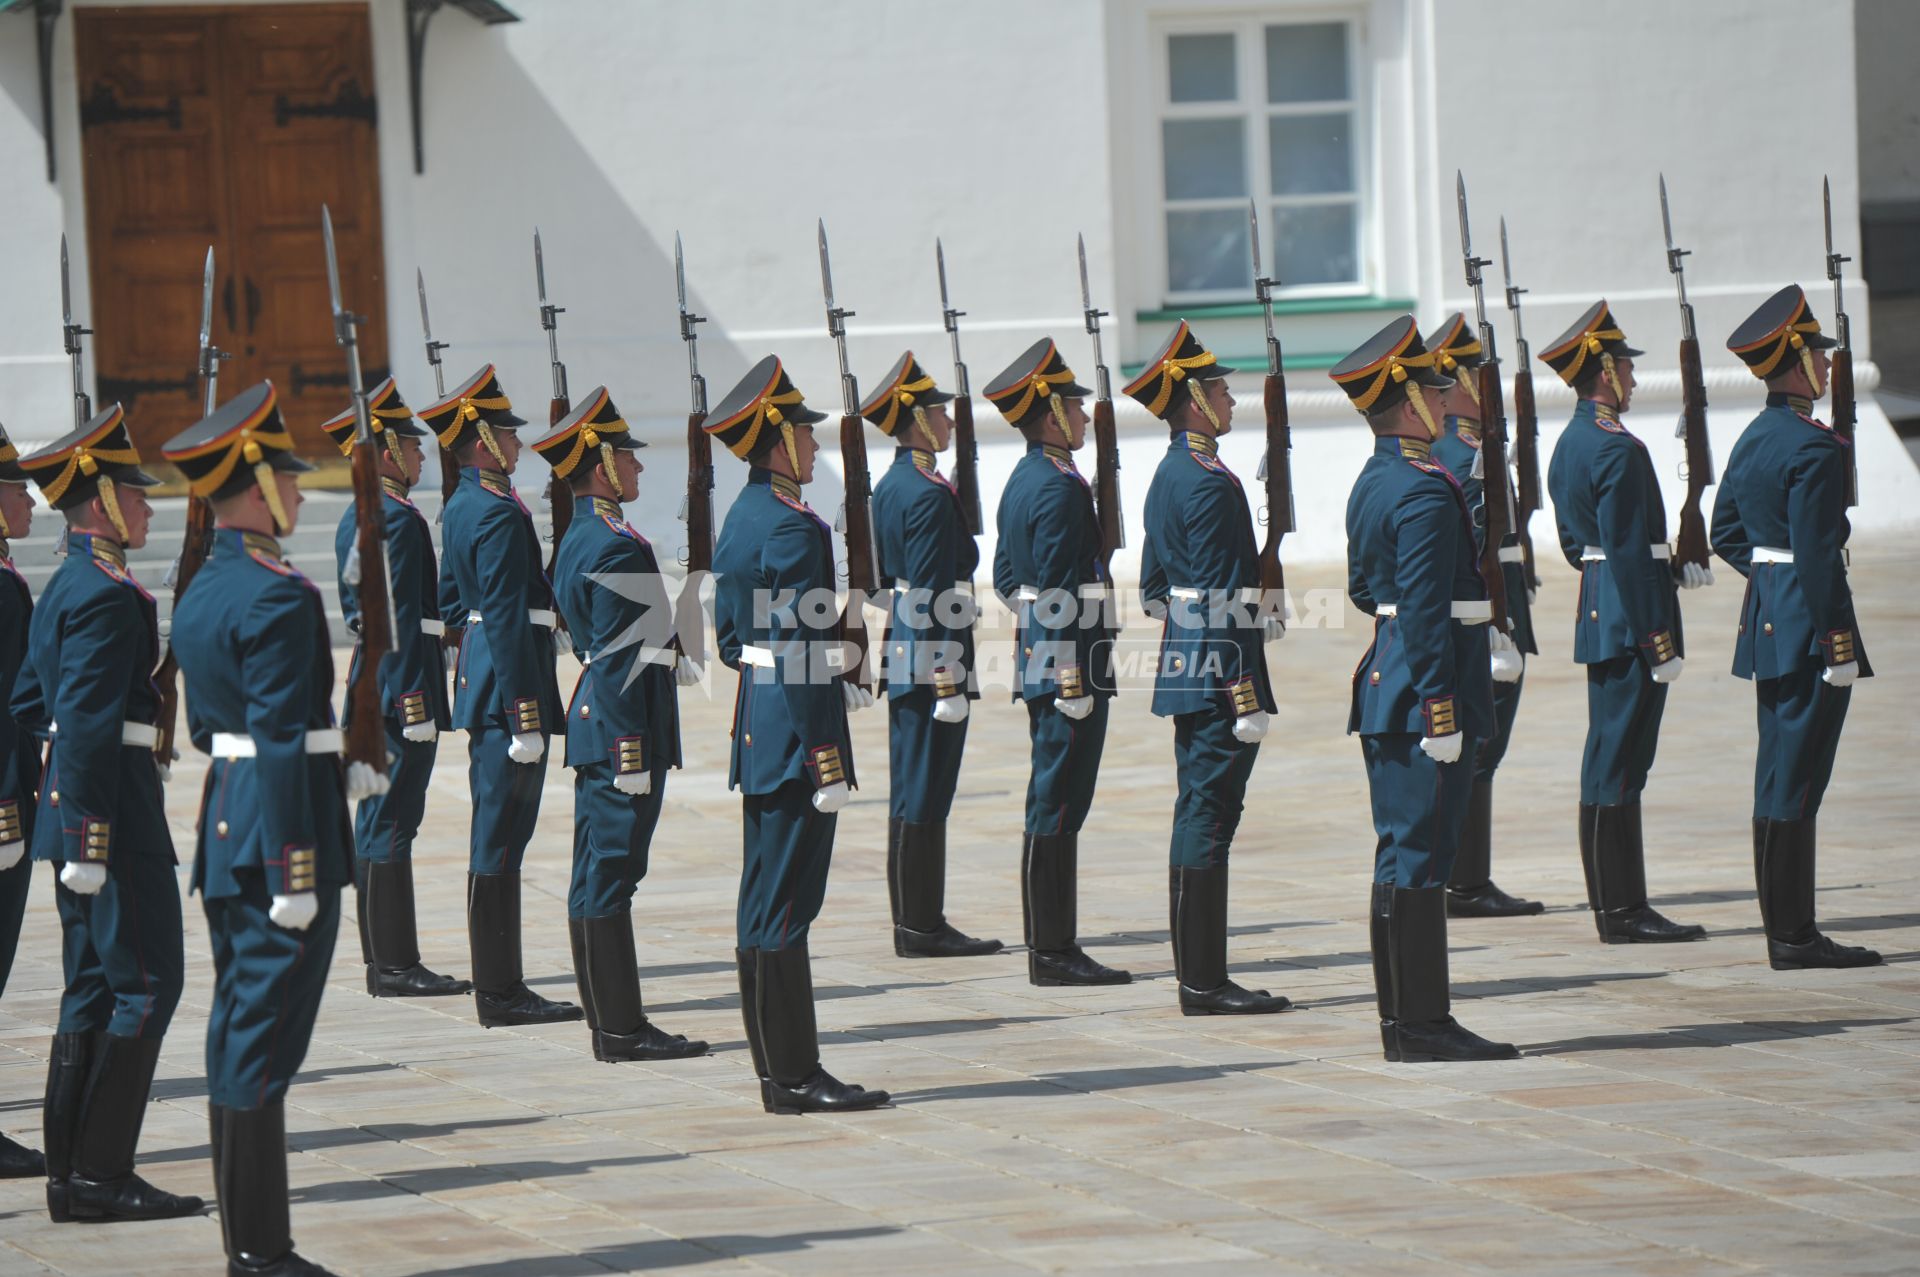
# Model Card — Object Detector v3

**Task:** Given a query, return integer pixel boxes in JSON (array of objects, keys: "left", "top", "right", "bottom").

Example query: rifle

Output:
[
  {"left": 534, "top": 228, "right": 571, "bottom": 575},
  {"left": 1658, "top": 174, "right": 1715, "bottom": 570},
  {"left": 323, "top": 204, "right": 397, "bottom": 783},
  {"left": 1248, "top": 202, "right": 1291, "bottom": 627},
  {"left": 416, "top": 268, "right": 458, "bottom": 516},
  {"left": 1077, "top": 234, "right": 1123, "bottom": 575},
  {"left": 1500, "top": 217, "right": 1542, "bottom": 592},
  {"left": 60, "top": 234, "right": 91, "bottom": 430},
  {"left": 818, "top": 220, "right": 876, "bottom": 694},
  {"left": 153, "top": 247, "right": 229, "bottom": 767},
  {"left": 935, "top": 239, "right": 983, "bottom": 535},
  {"left": 673, "top": 232, "right": 713, "bottom": 665},
  {"left": 1823, "top": 175, "right": 1858, "bottom": 507},
  {"left": 1455, "top": 172, "right": 1513, "bottom": 632}
]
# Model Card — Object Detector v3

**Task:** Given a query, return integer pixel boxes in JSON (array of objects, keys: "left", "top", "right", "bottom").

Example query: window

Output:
[{"left": 1155, "top": 17, "right": 1365, "bottom": 302}]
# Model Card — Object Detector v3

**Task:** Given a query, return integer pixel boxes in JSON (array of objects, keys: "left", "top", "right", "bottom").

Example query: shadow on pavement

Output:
[
  {"left": 398, "top": 1227, "right": 900, "bottom": 1275},
  {"left": 841, "top": 1015, "right": 1069, "bottom": 1041},
  {"left": 291, "top": 1152, "right": 686, "bottom": 1205},
  {"left": 1525, "top": 1015, "right": 1914, "bottom": 1056},
  {"left": 151, "top": 1060, "right": 398, "bottom": 1101},
  {"left": 901, "top": 1060, "right": 1291, "bottom": 1104}
]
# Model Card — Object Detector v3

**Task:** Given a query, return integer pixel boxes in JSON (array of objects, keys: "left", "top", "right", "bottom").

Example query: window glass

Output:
[
  {"left": 1271, "top": 203, "right": 1358, "bottom": 287},
  {"left": 1269, "top": 113, "right": 1353, "bottom": 196},
  {"left": 1162, "top": 118, "right": 1246, "bottom": 200},
  {"left": 1265, "top": 23, "right": 1348, "bottom": 103},
  {"left": 1168, "top": 33, "right": 1236, "bottom": 103},
  {"left": 1167, "top": 209, "right": 1252, "bottom": 293}
]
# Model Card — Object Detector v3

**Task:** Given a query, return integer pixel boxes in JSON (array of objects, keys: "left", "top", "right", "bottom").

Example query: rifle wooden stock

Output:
[
  {"left": 1510, "top": 364, "right": 1542, "bottom": 589},
  {"left": 345, "top": 437, "right": 395, "bottom": 776},
  {"left": 676, "top": 409, "right": 714, "bottom": 663},
  {"left": 1091, "top": 397, "right": 1122, "bottom": 574},
  {"left": 150, "top": 495, "right": 217, "bottom": 766},
  {"left": 837, "top": 410, "right": 877, "bottom": 692},
  {"left": 1256, "top": 369, "right": 1291, "bottom": 613},
  {"left": 544, "top": 394, "right": 571, "bottom": 578},
  {"left": 1831, "top": 347, "right": 1858, "bottom": 507},
  {"left": 951, "top": 393, "right": 983, "bottom": 536},
  {"left": 1674, "top": 336, "right": 1713, "bottom": 570},
  {"left": 1475, "top": 361, "right": 1513, "bottom": 632}
]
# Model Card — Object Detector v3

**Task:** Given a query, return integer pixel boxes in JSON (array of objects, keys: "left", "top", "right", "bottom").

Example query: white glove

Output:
[
  {"left": 1232, "top": 711, "right": 1269, "bottom": 743},
  {"left": 1650, "top": 656, "right": 1685, "bottom": 685},
  {"left": 269, "top": 891, "right": 319, "bottom": 931},
  {"left": 1528, "top": 587, "right": 1539, "bottom": 606},
  {"left": 402, "top": 722, "right": 437, "bottom": 742},
  {"left": 60, "top": 862, "right": 107, "bottom": 895},
  {"left": 932, "top": 695, "right": 969, "bottom": 724},
  {"left": 1419, "top": 732, "right": 1464, "bottom": 764},
  {"left": 157, "top": 763, "right": 171, "bottom": 784},
  {"left": 674, "top": 654, "right": 704, "bottom": 687},
  {"left": 507, "top": 732, "right": 545, "bottom": 765},
  {"left": 1260, "top": 614, "right": 1285, "bottom": 643},
  {"left": 1677, "top": 561, "right": 1714, "bottom": 590},
  {"left": 841, "top": 680, "right": 875, "bottom": 712},
  {"left": 1489, "top": 630, "right": 1524, "bottom": 684},
  {"left": 1822, "top": 661, "right": 1859, "bottom": 688},
  {"left": 613, "top": 770, "right": 652, "bottom": 796},
  {"left": 345, "top": 760, "right": 390, "bottom": 801},
  {"left": 1054, "top": 694, "right": 1094, "bottom": 721},
  {"left": 0, "top": 840, "right": 24, "bottom": 871},
  {"left": 812, "top": 781, "right": 850, "bottom": 814}
]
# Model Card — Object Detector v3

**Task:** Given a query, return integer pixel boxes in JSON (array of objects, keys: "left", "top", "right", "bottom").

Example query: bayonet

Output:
[
  {"left": 1076, "top": 233, "right": 1124, "bottom": 563},
  {"left": 1455, "top": 172, "right": 1514, "bottom": 632},
  {"left": 1823, "top": 176, "right": 1852, "bottom": 351},
  {"left": 1499, "top": 217, "right": 1528, "bottom": 356},
  {"left": 817, "top": 219, "right": 877, "bottom": 695},
  {"left": 1248, "top": 201, "right": 1293, "bottom": 625},
  {"left": 935, "top": 237, "right": 984, "bottom": 535},
  {"left": 1656, "top": 175, "right": 1718, "bottom": 561},
  {"left": 675, "top": 231, "right": 707, "bottom": 415},
  {"left": 937, "top": 238, "right": 968, "bottom": 396},
  {"left": 417, "top": 267, "right": 448, "bottom": 397},
  {"left": 819, "top": 219, "right": 859, "bottom": 415},
  {"left": 1659, "top": 173, "right": 1697, "bottom": 341},
  {"left": 60, "top": 234, "right": 91, "bottom": 429},
  {"left": 535, "top": 228, "right": 568, "bottom": 406},
  {"left": 1823, "top": 175, "right": 1859, "bottom": 506},
  {"left": 1077, "top": 233, "right": 1112, "bottom": 401},
  {"left": 196, "top": 246, "right": 229, "bottom": 415}
]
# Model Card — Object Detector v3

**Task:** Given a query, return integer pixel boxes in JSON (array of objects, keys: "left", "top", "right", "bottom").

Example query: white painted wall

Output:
[{"left": 1, "top": 0, "right": 1912, "bottom": 577}]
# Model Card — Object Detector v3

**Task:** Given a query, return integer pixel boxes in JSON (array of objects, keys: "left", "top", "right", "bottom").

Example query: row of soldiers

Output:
[{"left": 0, "top": 273, "right": 1878, "bottom": 1273}]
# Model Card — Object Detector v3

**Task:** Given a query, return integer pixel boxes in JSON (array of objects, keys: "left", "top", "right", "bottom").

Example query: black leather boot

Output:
[
  {"left": 1751, "top": 817, "right": 1769, "bottom": 920},
  {"left": 892, "top": 820, "right": 1002, "bottom": 958},
  {"left": 366, "top": 860, "right": 470, "bottom": 998},
  {"left": 1024, "top": 833, "right": 1129, "bottom": 986},
  {"left": 583, "top": 913, "right": 707, "bottom": 1060},
  {"left": 0, "top": 1129, "right": 42, "bottom": 1178},
  {"left": 468, "top": 873, "right": 582, "bottom": 1026},
  {"left": 42, "top": 1030, "right": 94, "bottom": 1221},
  {"left": 223, "top": 1104, "right": 334, "bottom": 1275},
  {"left": 210, "top": 1103, "right": 229, "bottom": 1255},
  {"left": 1761, "top": 818, "right": 1881, "bottom": 970},
  {"left": 66, "top": 1035, "right": 205, "bottom": 1220},
  {"left": 569, "top": 917, "right": 597, "bottom": 1031},
  {"left": 1171, "top": 865, "right": 1290, "bottom": 1015},
  {"left": 1369, "top": 883, "right": 1395, "bottom": 1055},
  {"left": 736, "top": 948, "right": 768, "bottom": 1106},
  {"left": 755, "top": 944, "right": 889, "bottom": 1114},
  {"left": 1577, "top": 803, "right": 1600, "bottom": 912},
  {"left": 352, "top": 856, "right": 374, "bottom": 967},
  {"left": 1591, "top": 805, "right": 1705, "bottom": 943},
  {"left": 1384, "top": 888, "right": 1518, "bottom": 1063},
  {"left": 1447, "top": 782, "right": 1543, "bottom": 917}
]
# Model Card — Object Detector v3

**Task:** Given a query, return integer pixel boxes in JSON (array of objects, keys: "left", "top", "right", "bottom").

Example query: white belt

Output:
[
  {"left": 583, "top": 647, "right": 676, "bottom": 668},
  {"left": 739, "top": 645, "right": 775, "bottom": 668},
  {"left": 892, "top": 579, "right": 974, "bottom": 592},
  {"left": 210, "top": 728, "right": 344, "bottom": 759},
  {"left": 1751, "top": 546, "right": 1793, "bottom": 564},
  {"left": 1375, "top": 601, "right": 1494, "bottom": 623},
  {"left": 48, "top": 722, "right": 157, "bottom": 748},
  {"left": 1166, "top": 586, "right": 1264, "bottom": 604},
  {"left": 1498, "top": 545, "right": 1525, "bottom": 564},
  {"left": 466, "top": 609, "right": 557, "bottom": 628},
  {"left": 1582, "top": 544, "right": 1671, "bottom": 561},
  {"left": 1013, "top": 586, "right": 1039, "bottom": 603},
  {"left": 420, "top": 619, "right": 446, "bottom": 636}
]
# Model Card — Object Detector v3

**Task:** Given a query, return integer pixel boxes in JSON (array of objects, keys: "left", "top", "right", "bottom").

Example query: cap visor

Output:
[
  {"left": 490, "top": 409, "right": 529, "bottom": 429},
  {"left": 1614, "top": 343, "right": 1645, "bottom": 358},
  {"left": 1804, "top": 332, "right": 1839, "bottom": 350},
  {"left": 789, "top": 405, "right": 830, "bottom": 426},
  {"left": 118, "top": 466, "right": 164, "bottom": 488},
  {"left": 269, "top": 453, "right": 316, "bottom": 474}
]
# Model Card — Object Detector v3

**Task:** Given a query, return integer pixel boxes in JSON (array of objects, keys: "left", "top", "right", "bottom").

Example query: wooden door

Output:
[{"left": 76, "top": 3, "right": 388, "bottom": 458}]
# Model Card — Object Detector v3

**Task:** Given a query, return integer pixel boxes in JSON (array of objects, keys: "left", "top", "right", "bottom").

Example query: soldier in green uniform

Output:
[{"left": 0, "top": 422, "right": 44, "bottom": 1179}]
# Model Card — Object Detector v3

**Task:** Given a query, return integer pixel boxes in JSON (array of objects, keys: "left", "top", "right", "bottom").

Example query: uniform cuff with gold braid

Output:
[
  {"left": 1057, "top": 664, "right": 1085, "bottom": 700},
  {"left": 82, "top": 816, "right": 111, "bottom": 862},
  {"left": 0, "top": 800, "right": 19, "bottom": 844},
  {"left": 511, "top": 697, "right": 542, "bottom": 734},
  {"left": 932, "top": 666, "right": 962, "bottom": 700},
  {"left": 398, "top": 690, "right": 429, "bottom": 727},
  {"left": 1423, "top": 696, "right": 1457, "bottom": 738},
  {"left": 281, "top": 844, "right": 316, "bottom": 892},
  {"left": 808, "top": 744, "right": 846, "bottom": 788},
  {"left": 614, "top": 735, "right": 646, "bottom": 776},
  {"left": 1823, "top": 629, "right": 1856, "bottom": 666},
  {"left": 1229, "top": 675, "right": 1262, "bottom": 717},
  {"left": 1646, "top": 630, "right": 1678, "bottom": 665}
]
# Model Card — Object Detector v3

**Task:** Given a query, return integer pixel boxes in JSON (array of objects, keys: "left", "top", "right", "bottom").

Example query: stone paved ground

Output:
[{"left": 2, "top": 544, "right": 1917, "bottom": 1276}]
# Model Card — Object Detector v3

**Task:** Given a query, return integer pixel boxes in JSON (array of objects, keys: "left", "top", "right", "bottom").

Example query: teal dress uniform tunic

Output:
[
  {"left": 713, "top": 469, "right": 855, "bottom": 951},
  {"left": 12, "top": 532, "right": 180, "bottom": 1039},
  {"left": 1710, "top": 393, "right": 1870, "bottom": 820},
  {"left": 873, "top": 446, "right": 979, "bottom": 824},
  {"left": 1346, "top": 438, "right": 1493, "bottom": 886},
  {"left": 174, "top": 528, "right": 351, "bottom": 1108},
  {"left": 1546, "top": 401, "right": 1683, "bottom": 806},
  {"left": 1431, "top": 416, "right": 1536, "bottom": 780},
  {"left": 992, "top": 442, "right": 1116, "bottom": 836},
  {"left": 335, "top": 476, "right": 450, "bottom": 865},
  {"left": 437, "top": 467, "right": 563, "bottom": 874},
  {"left": 1138, "top": 431, "right": 1275, "bottom": 868},
  {"left": 554, "top": 494, "right": 682, "bottom": 919},
  {"left": 0, "top": 549, "right": 39, "bottom": 992}
]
